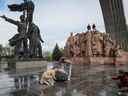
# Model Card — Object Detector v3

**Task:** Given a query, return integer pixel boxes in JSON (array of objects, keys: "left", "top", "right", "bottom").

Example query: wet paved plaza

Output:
[{"left": 0, "top": 63, "right": 128, "bottom": 96}]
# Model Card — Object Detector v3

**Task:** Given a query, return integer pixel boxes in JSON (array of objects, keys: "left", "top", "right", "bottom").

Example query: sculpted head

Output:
[{"left": 20, "top": 15, "right": 25, "bottom": 22}]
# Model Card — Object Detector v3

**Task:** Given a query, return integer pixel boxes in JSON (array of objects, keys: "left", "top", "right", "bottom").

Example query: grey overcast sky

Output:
[{"left": 0, "top": 0, "right": 128, "bottom": 51}]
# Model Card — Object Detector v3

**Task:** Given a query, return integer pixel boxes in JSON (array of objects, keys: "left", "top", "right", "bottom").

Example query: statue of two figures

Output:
[{"left": 0, "top": 0, "right": 44, "bottom": 59}]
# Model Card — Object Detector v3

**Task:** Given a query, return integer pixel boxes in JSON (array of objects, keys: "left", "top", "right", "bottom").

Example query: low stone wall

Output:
[
  {"left": 90, "top": 57, "right": 114, "bottom": 65},
  {"left": 69, "top": 57, "right": 114, "bottom": 65}
]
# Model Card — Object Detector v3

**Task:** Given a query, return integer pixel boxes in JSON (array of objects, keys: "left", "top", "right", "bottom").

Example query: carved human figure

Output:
[
  {"left": 103, "top": 33, "right": 114, "bottom": 56},
  {"left": 0, "top": 15, "right": 28, "bottom": 58},
  {"left": 28, "top": 23, "right": 44, "bottom": 58},
  {"left": 85, "top": 31, "right": 92, "bottom": 56},
  {"left": 83, "top": 25, "right": 93, "bottom": 56},
  {"left": 74, "top": 33, "right": 80, "bottom": 47},
  {"left": 91, "top": 31, "right": 103, "bottom": 56},
  {"left": 114, "top": 44, "right": 121, "bottom": 57},
  {"left": 79, "top": 32, "right": 86, "bottom": 57},
  {"left": 110, "top": 42, "right": 120, "bottom": 57},
  {"left": 66, "top": 32, "right": 75, "bottom": 57},
  {"left": 72, "top": 34, "right": 80, "bottom": 57}
]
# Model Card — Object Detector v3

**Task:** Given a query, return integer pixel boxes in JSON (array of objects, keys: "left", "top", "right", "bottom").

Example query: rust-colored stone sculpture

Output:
[
  {"left": 65, "top": 31, "right": 117, "bottom": 58},
  {"left": 63, "top": 25, "right": 128, "bottom": 65}
]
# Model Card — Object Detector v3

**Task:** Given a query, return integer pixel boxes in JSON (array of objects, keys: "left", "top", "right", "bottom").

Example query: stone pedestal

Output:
[
  {"left": 16, "top": 60, "right": 48, "bottom": 69},
  {"left": 69, "top": 57, "right": 114, "bottom": 65}
]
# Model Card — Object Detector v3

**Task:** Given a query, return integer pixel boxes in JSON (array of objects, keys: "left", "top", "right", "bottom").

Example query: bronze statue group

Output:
[{"left": 0, "top": 0, "right": 44, "bottom": 59}]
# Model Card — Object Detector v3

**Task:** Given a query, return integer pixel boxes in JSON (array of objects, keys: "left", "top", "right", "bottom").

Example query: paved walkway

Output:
[{"left": 0, "top": 64, "right": 128, "bottom": 96}]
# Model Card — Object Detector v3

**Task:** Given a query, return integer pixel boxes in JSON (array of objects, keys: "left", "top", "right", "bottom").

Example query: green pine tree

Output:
[{"left": 52, "top": 43, "right": 63, "bottom": 61}]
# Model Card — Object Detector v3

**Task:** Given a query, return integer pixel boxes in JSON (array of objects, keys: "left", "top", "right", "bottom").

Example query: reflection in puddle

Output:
[
  {"left": 0, "top": 64, "right": 128, "bottom": 96},
  {"left": 98, "top": 90, "right": 107, "bottom": 96},
  {"left": 0, "top": 72, "right": 14, "bottom": 95}
]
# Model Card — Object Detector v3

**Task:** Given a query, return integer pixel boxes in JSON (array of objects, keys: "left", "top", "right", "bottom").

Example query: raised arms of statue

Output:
[
  {"left": 8, "top": 0, "right": 35, "bottom": 24},
  {"left": 0, "top": 15, "right": 19, "bottom": 26}
]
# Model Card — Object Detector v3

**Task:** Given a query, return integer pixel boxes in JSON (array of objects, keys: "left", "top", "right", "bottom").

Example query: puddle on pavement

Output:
[{"left": 0, "top": 63, "right": 128, "bottom": 96}]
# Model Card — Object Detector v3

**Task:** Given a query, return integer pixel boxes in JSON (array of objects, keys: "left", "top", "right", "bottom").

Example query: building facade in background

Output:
[{"left": 99, "top": 0, "right": 128, "bottom": 50}]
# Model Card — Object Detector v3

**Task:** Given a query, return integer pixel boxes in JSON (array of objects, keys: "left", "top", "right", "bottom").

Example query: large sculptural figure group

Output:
[
  {"left": 0, "top": 0, "right": 44, "bottom": 59},
  {"left": 64, "top": 24, "right": 120, "bottom": 58}
]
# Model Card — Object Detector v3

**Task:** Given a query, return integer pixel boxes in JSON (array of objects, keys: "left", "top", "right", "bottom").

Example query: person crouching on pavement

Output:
[{"left": 40, "top": 67, "right": 68, "bottom": 86}]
